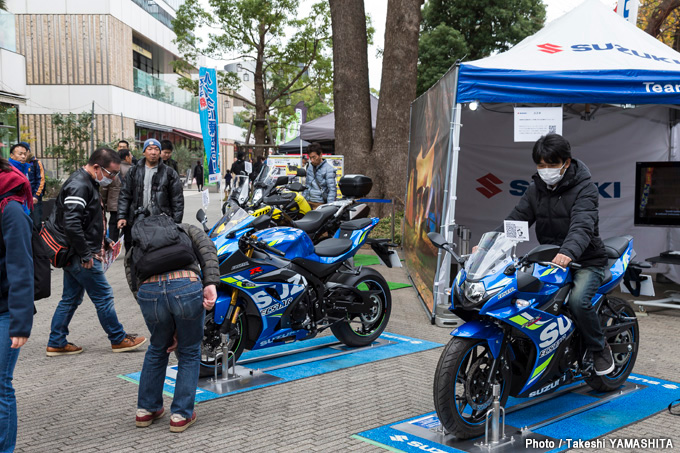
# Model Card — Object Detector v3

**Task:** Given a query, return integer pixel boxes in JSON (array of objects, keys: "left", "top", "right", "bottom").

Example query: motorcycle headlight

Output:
[{"left": 462, "top": 281, "right": 503, "bottom": 306}]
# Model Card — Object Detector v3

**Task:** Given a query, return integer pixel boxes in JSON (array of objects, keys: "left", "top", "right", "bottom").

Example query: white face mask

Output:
[
  {"left": 95, "top": 168, "right": 113, "bottom": 187},
  {"left": 538, "top": 163, "right": 566, "bottom": 186}
]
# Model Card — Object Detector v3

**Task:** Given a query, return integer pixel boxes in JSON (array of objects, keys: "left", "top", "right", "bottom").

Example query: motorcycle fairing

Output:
[
  {"left": 450, "top": 320, "right": 504, "bottom": 359},
  {"left": 532, "top": 263, "right": 570, "bottom": 285},
  {"left": 599, "top": 241, "right": 633, "bottom": 294},
  {"left": 256, "top": 227, "right": 316, "bottom": 260}
]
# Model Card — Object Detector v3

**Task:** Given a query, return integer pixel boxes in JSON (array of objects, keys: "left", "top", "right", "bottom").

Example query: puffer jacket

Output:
[
  {"left": 303, "top": 160, "right": 337, "bottom": 203},
  {"left": 118, "top": 159, "right": 184, "bottom": 224},
  {"left": 49, "top": 168, "right": 105, "bottom": 262},
  {"left": 503, "top": 159, "right": 607, "bottom": 268},
  {"left": 125, "top": 223, "right": 220, "bottom": 295},
  {"left": 27, "top": 157, "right": 46, "bottom": 199}
]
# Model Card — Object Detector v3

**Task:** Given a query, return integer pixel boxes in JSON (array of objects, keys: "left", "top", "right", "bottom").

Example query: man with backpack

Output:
[
  {"left": 45, "top": 148, "right": 147, "bottom": 356},
  {"left": 0, "top": 157, "right": 34, "bottom": 452},
  {"left": 126, "top": 214, "right": 219, "bottom": 433}
]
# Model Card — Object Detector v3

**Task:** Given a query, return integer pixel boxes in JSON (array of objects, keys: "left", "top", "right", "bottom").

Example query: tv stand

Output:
[{"left": 633, "top": 254, "right": 680, "bottom": 311}]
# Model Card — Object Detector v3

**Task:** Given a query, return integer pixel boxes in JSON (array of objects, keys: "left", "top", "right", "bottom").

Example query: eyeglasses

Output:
[{"left": 101, "top": 166, "right": 120, "bottom": 178}]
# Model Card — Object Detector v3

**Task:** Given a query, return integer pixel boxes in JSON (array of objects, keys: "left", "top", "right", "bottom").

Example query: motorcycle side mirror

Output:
[
  {"left": 275, "top": 176, "right": 289, "bottom": 187},
  {"left": 526, "top": 244, "right": 560, "bottom": 263},
  {"left": 296, "top": 167, "right": 307, "bottom": 177},
  {"left": 427, "top": 232, "right": 448, "bottom": 249},
  {"left": 251, "top": 214, "right": 272, "bottom": 230},
  {"left": 196, "top": 209, "right": 206, "bottom": 222},
  {"left": 427, "top": 232, "right": 465, "bottom": 265}
]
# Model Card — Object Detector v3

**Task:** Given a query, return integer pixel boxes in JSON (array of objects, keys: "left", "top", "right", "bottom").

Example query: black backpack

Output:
[
  {"left": 129, "top": 214, "right": 198, "bottom": 287},
  {"left": 0, "top": 194, "right": 52, "bottom": 301}
]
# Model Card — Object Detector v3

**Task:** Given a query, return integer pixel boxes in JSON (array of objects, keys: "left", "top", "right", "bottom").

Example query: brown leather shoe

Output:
[
  {"left": 112, "top": 334, "right": 147, "bottom": 352},
  {"left": 46, "top": 343, "right": 83, "bottom": 357}
]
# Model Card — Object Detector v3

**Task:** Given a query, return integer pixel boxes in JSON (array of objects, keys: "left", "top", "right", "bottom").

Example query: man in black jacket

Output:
[
  {"left": 117, "top": 139, "right": 184, "bottom": 233},
  {"left": 501, "top": 134, "right": 613, "bottom": 376},
  {"left": 160, "top": 139, "right": 179, "bottom": 174},
  {"left": 46, "top": 148, "right": 147, "bottom": 356}
]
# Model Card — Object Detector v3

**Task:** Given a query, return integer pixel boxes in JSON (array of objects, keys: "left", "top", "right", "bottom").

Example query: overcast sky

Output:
[{"left": 196, "top": 0, "right": 620, "bottom": 90}]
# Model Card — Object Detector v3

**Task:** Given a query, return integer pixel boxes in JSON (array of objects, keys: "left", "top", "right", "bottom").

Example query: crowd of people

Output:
[{"left": 0, "top": 137, "right": 341, "bottom": 451}]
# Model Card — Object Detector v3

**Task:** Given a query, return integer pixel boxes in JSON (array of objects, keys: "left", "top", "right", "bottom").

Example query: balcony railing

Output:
[{"left": 133, "top": 67, "right": 199, "bottom": 112}]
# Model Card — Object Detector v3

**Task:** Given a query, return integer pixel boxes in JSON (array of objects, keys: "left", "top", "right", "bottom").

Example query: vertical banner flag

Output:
[
  {"left": 617, "top": 0, "right": 639, "bottom": 25},
  {"left": 199, "top": 67, "right": 220, "bottom": 184}
]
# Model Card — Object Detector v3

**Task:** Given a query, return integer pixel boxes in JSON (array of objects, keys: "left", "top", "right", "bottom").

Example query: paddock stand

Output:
[{"left": 475, "top": 384, "right": 515, "bottom": 452}]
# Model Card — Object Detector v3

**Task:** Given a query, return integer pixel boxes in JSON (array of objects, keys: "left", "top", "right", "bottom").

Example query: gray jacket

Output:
[{"left": 303, "top": 160, "right": 337, "bottom": 203}]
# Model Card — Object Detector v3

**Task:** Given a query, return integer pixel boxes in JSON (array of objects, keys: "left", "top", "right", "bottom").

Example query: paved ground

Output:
[{"left": 11, "top": 190, "right": 680, "bottom": 452}]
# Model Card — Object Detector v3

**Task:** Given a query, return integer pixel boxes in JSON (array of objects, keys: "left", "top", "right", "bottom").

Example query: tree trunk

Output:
[
  {"left": 370, "top": 0, "right": 423, "bottom": 214},
  {"left": 254, "top": 26, "right": 267, "bottom": 146},
  {"left": 645, "top": 0, "right": 680, "bottom": 37},
  {"left": 329, "top": 0, "right": 373, "bottom": 176}
]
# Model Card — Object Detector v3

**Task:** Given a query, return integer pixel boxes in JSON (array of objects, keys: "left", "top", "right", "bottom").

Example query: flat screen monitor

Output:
[{"left": 634, "top": 161, "right": 680, "bottom": 227}]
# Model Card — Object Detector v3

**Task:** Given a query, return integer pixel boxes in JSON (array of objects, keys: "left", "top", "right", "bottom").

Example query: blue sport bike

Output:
[
  {"left": 198, "top": 176, "right": 398, "bottom": 378},
  {"left": 427, "top": 231, "right": 644, "bottom": 439}
]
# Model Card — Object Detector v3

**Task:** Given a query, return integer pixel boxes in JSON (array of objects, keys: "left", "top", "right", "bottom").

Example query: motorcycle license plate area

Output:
[
  {"left": 354, "top": 374, "right": 680, "bottom": 453},
  {"left": 118, "top": 332, "right": 441, "bottom": 403}
]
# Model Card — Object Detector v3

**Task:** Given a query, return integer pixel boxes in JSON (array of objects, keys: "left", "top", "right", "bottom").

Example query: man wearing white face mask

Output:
[
  {"left": 500, "top": 134, "right": 612, "bottom": 376},
  {"left": 45, "top": 148, "right": 147, "bottom": 356}
]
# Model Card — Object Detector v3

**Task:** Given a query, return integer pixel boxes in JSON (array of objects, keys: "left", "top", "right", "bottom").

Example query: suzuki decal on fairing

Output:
[{"left": 538, "top": 317, "right": 573, "bottom": 349}]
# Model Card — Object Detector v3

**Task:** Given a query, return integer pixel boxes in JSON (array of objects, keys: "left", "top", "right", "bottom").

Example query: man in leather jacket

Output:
[
  {"left": 117, "top": 139, "right": 184, "bottom": 232},
  {"left": 46, "top": 148, "right": 147, "bottom": 356}
]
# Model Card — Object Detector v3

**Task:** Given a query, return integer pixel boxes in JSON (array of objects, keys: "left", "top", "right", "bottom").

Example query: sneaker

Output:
[
  {"left": 46, "top": 343, "right": 83, "bottom": 357},
  {"left": 136, "top": 408, "right": 165, "bottom": 427},
  {"left": 170, "top": 412, "right": 197, "bottom": 433},
  {"left": 593, "top": 343, "right": 615, "bottom": 376},
  {"left": 112, "top": 334, "right": 147, "bottom": 353}
]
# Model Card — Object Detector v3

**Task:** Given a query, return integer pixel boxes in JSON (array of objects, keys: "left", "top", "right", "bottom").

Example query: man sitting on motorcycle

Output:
[{"left": 499, "top": 133, "right": 613, "bottom": 376}]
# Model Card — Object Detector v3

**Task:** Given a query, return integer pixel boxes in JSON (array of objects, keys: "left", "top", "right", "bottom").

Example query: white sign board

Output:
[
  {"left": 514, "top": 107, "right": 563, "bottom": 142},
  {"left": 504, "top": 220, "right": 530, "bottom": 242},
  {"left": 202, "top": 189, "right": 210, "bottom": 209},
  {"left": 244, "top": 161, "right": 252, "bottom": 174}
]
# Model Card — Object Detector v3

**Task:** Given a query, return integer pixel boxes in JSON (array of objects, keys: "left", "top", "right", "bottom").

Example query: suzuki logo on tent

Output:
[
  {"left": 476, "top": 173, "right": 503, "bottom": 198},
  {"left": 537, "top": 43, "right": 563, "bottom": 54}
]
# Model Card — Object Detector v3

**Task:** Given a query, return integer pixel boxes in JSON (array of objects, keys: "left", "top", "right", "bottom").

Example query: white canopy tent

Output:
[{"left": 405, "top": 0, "right": 680, "bottom": 318}]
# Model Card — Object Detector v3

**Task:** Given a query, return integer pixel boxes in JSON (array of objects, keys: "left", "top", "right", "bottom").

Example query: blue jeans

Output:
[
  {"left": 136, "top": 279, "right": 204, "bottom": 418},
  {"left": 568, "top": 266, "right": 606, "bottom": 352},
  {"left": 48, "top": 259, "right": 126, "bottom": 348},
  {"left": 0, "top": 312, "right": 20, "bottom": 452}
]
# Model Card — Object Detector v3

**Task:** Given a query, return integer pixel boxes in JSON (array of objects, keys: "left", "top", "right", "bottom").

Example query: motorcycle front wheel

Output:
[
  {"left": 330, "top": 271, "right": 391, "bottom": 346},
  {"left": 199, "top": 310, "right": 247, "bottom": 378},
  {"left": 433, "top": 337, "right": 511, "bottom": 440}
]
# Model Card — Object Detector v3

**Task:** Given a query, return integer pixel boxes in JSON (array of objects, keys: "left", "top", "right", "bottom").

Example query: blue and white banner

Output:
[{"left": 199, "top": 67, "right": 220, "bottom": 184}]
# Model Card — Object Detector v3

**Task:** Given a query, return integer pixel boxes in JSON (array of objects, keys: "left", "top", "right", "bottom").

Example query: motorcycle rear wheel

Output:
[
  {"left": 585, "top": 296, "right": 639, "bottom": 391},
  {"left": 433, "top": 337, "right": 511, "bottom": 440},
  {"left": 199, "top": 310, "right": 247, "bottom": 378},
  {"left": 330, "top": 272, "right": 391, "bottom": 347}
]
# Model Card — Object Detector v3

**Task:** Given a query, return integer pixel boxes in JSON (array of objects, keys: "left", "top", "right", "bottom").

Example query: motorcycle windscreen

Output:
[
  {"left": 210, "top": 204, "right": 252, "bottom": 238},
  {"left": 465, "top": 232, "right": 515, "bottom": 281}
]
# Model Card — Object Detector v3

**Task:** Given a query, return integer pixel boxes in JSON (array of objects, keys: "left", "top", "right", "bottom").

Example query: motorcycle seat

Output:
[
  {"left": 294, "top": 206, "right": 339, "bottom": 233},
  {"left": 339, "top": 218, "right": 372, "bottom": 230},
  {"left": 602, "top": 267, "right": 613, "bottom": 285},
  {"left": 314, "top": 238, "right": 353, "bottom": 257},
  {"left": 603, "top": 236, "right": 632, "bottom": 259}
]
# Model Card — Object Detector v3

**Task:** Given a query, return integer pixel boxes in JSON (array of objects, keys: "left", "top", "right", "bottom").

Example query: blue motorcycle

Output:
[
  {"left": 198, "top": 176, "right": 397, "bottom": 377},
  {"left": 427, "top": 231, "right": 642, "bottom": 439}
]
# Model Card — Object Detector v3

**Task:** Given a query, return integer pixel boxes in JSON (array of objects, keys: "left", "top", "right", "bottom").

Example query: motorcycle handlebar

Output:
[{"left": 260, "top": 241, "right": 286, "bottom": 257}]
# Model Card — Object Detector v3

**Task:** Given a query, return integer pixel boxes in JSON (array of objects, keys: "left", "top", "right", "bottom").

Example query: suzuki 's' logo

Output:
[
  {"left": 476, "top": 173, "right": 503, "bottom": 198},
  {"left": 537, "top": 43, "right": 563, "bottom": 54},
  {"left": 390, "top": 435, "right": 408, "bottom": 442}
]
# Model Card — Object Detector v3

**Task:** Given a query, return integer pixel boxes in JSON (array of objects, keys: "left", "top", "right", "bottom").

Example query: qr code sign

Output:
[
  {"left": 504, "top": 220, "right": 529, "bottom": 242},
  {"left": 548, "top": 125, "right": 557, "bottom": 133}
]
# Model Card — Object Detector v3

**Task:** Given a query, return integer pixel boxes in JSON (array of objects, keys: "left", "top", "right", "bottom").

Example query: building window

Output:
[
  {"left": 0, "top": 104, "right": 18, "bottom": 159},
  {"left": 243, "top": 73, "right": 249, "bottom": 82},
  {"left": 0, "top": 11, "right": 17, "bottom": 52}
]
